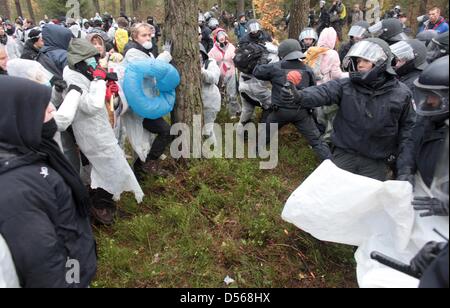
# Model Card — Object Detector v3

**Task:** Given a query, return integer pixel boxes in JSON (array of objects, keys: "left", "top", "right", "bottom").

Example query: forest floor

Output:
[{"left": 92, "top": 109, "right": 357, "bottom": 288}]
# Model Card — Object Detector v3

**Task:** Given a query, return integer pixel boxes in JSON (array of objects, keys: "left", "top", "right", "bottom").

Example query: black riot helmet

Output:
[
  {"left": 413, "top": 55, "right": 449, "bottom": 117},
  {"left": 368, "top": 18, "right": 409, "bottom": 45},
  {"left": 416, "top": 30, "right": 438, "bottom": 47},
  {"left": 426, "top": 32, "right": 449, "bottom": 63},
  {"left": 390, "top": 39, "right": 428, "bottom": 76}
]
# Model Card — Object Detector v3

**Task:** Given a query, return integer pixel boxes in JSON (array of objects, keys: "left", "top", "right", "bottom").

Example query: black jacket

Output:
[
  {"left": 401, "top": 116, "right": 447, "bottom": 187},
  {"left": 200, "top": 25, "right": 214, "bottom": 53},
  {"left": 398, "top": 68, "right": 423, "bottom": 92},
  {"left": 0, "top": 145, "right": 97, "bottom": 288},
  {"left": 21, "top": 40, "right": 63, "bottom": 78},
  {"left": 254, "top": 60, "right": 316, "bottom": 109},
  {"left": 299, "top": 76, "right": 416, "bottom": 170},
  {"left": 239, "top": 31, "right": 273, "bottom": 46}
]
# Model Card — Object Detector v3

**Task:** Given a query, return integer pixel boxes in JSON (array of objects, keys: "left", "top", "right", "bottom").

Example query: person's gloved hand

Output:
[
  {"left": 50, "top": 77, "right": 68, "bottom": 92},
  {"left": 163, "top": 40, "right": 173, "bottom": 53},
  {"left": 105, "top": 81, "right": 120, "bottom": 102},
  {"left": 92, "top": 65, "right": 107, "bottom": 80},
  {"left": 281, "top": 82, "right": 302, "bottom": 105},
  {"left": 413, "top": 197, "right": 449, "bottom": 217},
  {"left": 397, "top": 173, "right": 415, "bottom": 188},
  {"left": 410, "top": 242, "right": 448, "bottom": 276}
]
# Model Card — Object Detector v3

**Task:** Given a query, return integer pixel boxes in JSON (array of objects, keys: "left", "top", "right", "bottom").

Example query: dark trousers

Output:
[
  {"left": 266, "top": 107, "right": 332, "bottom": 161},
  {"left": 143, "top": 117, "right": 173, "bottom": 161},
  {"left": 332, "top": 147, "right": 390, "bottom": 181}
]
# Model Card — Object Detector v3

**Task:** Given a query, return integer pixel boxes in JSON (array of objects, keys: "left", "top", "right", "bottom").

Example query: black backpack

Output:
[{"left": 233, "top": 42, "right": 267, "bottom": 75}]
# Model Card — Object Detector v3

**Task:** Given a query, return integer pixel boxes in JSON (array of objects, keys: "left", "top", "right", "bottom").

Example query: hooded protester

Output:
[
  {"left": 339, "top": 20, "right": 369, "bottom": 62},
  {"left": 200, "top": 43, "right": 221, "bottom": 146},
  {"left": 253, "top": 39, "right": 332, "bottom": 161},
  {"left": 305, "top": 27, "right": 347, "bottom": 85},
  {"left": 122, "top": 23, "right": 174, "bottom": 180},
  {"left": 0, "top": 25, "right": 21, "bottom": 59},
  {"left": 208, "top": 28, "right": 240, "bottom": 118},
  {"left": 390, "top": 39, "right": 428, "bottom": 91},
  {"left": 0, "top": 76, "right": 96, "bottom": 288},
  {"left": 305, "top": 27, "right": 348, "bottom": 142},
  {"left": 21, "top": 28, "right": 63, "bottom": 80},
  {"left": 41, "top": 24, "right": 74, "bottom": 76},
  {"left": 115, "top": 17, "right": 129, "bottom": 55},
  {"left": 64, "top": 38, "right": 143, "bottom": 225},
  {"left": 282, "top": 38, "right": 416, "bottom": 181}
]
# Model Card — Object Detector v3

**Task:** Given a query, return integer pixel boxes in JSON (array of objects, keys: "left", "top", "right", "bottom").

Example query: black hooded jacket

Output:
[
  {"left": 21, "top": 39, "right": 63, "bottom": 78},
  {"left": 0, "top": 76, "right": 96, "bottom": 288},
  {"left": 41, "top": 24, "right": 73, "bottom": 76}
]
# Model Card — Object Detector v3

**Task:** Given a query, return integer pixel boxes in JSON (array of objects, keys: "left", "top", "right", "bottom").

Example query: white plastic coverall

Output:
[
  {"left": 63, "top": 67, "right": 144, "bottom": 203},
  {"left": 201, "top": 57, "right": 221, "bottom": 146}
]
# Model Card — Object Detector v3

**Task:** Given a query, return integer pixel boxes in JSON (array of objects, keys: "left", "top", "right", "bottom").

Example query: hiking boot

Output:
[{"left": 142, "top": 160, "right": 171, "bottom": 177}]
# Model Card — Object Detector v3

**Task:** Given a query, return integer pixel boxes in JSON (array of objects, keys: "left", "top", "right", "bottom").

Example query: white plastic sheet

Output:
[
  {"left": 282, "top": 160, "right": 425, "bottom": 288},
  {"left": 0, "top": 234, "right": 20, "bottom": 288}
]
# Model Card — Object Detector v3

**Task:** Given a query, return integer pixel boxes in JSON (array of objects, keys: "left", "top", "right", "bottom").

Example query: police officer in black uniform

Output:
[
  {"left": 390, "top": 39, "right": 429, "bottom": 90},
  {"left": 253, "top": 39, "right": 332, "bottom": 161},
  {"left": 281, "top": 38, "right": 416, "bottom": 181}
]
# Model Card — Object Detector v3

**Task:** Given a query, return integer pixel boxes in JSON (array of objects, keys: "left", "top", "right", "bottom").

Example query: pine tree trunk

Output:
[
  {"left": 14, "top": 0, "right": 23, "bottom": 17},
  {"left": 164, "top": 0, "right": 203, "bottom": 126},
  {"left": 237, "top": 0, "right": 245, "bottom": 14},
  {"left": 92, "top": 0, "right": 100, "bottom": 13},
  {"left": 288, "top": 0, "right": 309, "bottom": 39},
  {"left": 26, "top": 0, "right": 35, "bottom": 20},
  {"left": 0, "top": 0, "right": 11, "bottom": 19},
  {"left": 120, "top": 0, "right": 126, "bottom": 15}
]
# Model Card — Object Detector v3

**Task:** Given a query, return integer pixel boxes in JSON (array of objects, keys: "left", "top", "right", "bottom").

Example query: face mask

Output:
[
  {"left": 84, "top": 57, "right": 97, "bottom": 70},
  {"left": 41, "top": 118, "right": 58, "bottom": 140},
  {"left": 6, "top": 28, "right": 14, "bottom": 36},
  {"left": 142, "top": 41, "right": 153, "bottom": 50}
]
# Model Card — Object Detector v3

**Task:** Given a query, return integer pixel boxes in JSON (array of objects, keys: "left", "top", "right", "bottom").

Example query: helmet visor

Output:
[
  {"left": 390, "top": 41, "right": 415, "bottom": 62},
  {"left": 389, "top": 31, "right": 409, "bottom": 42},
  {"left": 343, "top": 40, "right": 388, "bottom": 68},
  {"left": 348, "top": 25, "right": 367, "bottom": 39},
  {"left": 413, "top": 87, "right": 449, "bottom": 116},
  {"left": 368, "top": 21, "right": 383, "bottom": 37},
  {"left": 248, "top": 22, "right": 261, "bottom": 33},
  {"left": 299, "top": 28, "right": 318, "bottom": 41}
]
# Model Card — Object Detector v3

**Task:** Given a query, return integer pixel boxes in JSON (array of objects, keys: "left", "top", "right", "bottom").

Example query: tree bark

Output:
[
  {"left": 288, "top": 0, "right": 309, "bottom": 39},
  {"left": 92, "top": 0, "right": 100, "bottom": 13},
  {"left": 120, "top": 0, "right": 126, "bottom": 15},
  {"left": 14, "top": 0, "right": 23, "bottom": 17},
  {"left": 25, "top": 0, "right": 34, "bottom": 21},
  {"left": 237, "top": 0, "right": 245, "bottom": 14},
  {"left": 164, "top": 0, "right": 203, "bottom": 126},
  {"left": 0, "top": 0, "right": 11, "bottom": 19}
]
